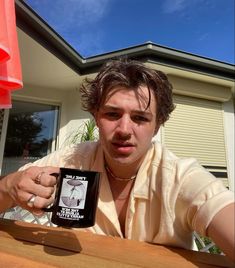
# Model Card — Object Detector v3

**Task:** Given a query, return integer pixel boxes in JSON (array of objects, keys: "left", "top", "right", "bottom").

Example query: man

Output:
[{"left": 0, "top": 59, "right": 234, "bottom": 262}]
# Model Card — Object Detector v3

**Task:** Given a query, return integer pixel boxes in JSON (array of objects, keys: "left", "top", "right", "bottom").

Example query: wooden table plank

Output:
[
  {"left": 0, "top": 250, "right": 57, "bottom": 268},
  {"left": 0, "top": 236, "right": 138, "bottom": 268},
  {"left": 0, "top": 219, "right": 234, "bottom": 268}
]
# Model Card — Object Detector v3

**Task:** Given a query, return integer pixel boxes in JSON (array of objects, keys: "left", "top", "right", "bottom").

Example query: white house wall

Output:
[
  {"left": 59, "top": 88, "right": 92, "bottom": 148},
  {"left": 223, "top": 98, "right": 235, "bottom": 191}
]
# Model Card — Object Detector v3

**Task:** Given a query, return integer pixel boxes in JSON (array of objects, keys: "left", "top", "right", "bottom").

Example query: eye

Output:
[
  {"left": 132, "top": 115, "right": 150, "bottom": 123},
  {"left": 104, "top": 112, "right": 120, "bottom": 119}
]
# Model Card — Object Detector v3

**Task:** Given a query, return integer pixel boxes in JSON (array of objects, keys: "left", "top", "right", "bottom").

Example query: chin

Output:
[{"left": 111, "top": 155, "right": 138, "bottom": 166}]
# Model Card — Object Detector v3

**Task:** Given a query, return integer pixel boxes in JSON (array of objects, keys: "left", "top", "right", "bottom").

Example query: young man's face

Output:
[{"left": 95, "top": 86, "right": 159, "bottom": 169}]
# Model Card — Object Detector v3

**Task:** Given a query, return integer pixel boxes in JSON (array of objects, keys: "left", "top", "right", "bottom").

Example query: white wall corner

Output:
[{"left": 223, "top": 99, "right": 234, "bottom": 191}]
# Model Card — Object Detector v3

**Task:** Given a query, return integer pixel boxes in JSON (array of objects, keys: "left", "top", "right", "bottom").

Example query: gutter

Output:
[{"left": 84, "top": 43, "right": 235, "bottom": 80}]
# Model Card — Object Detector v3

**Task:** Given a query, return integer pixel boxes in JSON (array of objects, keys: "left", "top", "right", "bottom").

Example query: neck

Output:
[
  {"left": 104, "top": 157, "right": 141, "bottom": 181},
  {"left": 105, "top": 164, "right": 137, "bottom": 181}
]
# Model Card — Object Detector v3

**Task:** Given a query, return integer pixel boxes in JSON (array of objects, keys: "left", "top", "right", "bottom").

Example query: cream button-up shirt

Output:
[{"left": 22, "top": 141, "right": 234, "bottom": 250}]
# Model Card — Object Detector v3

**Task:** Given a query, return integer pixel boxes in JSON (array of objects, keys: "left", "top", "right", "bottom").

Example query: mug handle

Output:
[{"left": 43, "top": 172, "right": 59, "bottom": 212}]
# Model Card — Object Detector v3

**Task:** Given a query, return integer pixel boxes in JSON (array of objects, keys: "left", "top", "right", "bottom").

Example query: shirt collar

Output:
[
  {"left": 91, "top": 143, "right": 123, "bottom": 236},
  {"left": 132, "top": 143, "right": 155, "bottom": 200}
]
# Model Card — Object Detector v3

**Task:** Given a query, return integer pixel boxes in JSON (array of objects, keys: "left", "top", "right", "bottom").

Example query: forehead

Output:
[{"left": 103, "top": 86, "right": 157, "bottom": 112}]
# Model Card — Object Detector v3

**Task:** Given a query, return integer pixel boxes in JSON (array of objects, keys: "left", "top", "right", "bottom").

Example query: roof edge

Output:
[{"left": 15, "top": 0, "right": 85, "bottom": 73}]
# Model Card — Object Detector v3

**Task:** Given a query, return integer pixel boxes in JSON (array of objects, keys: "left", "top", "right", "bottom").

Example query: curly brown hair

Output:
[{"left": 80, "top": 58, "right": 175, "bottom": 125}]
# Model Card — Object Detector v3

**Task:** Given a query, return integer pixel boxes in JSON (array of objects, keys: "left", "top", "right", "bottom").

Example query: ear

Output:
[
  {"left": 93, "top": 111, "right": 99, "bottom": 128},
  {"left": 154, "top": 123, "right": 160, "bottom": 135}
]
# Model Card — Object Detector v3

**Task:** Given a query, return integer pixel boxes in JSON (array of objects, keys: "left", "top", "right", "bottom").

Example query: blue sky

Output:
[{"left": 24, "top": 0, "right": 234, "bottom": 64}]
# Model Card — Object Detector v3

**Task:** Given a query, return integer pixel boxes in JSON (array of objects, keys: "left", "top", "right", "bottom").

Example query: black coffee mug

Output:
[{"left": 44, "top": 168, "right": 100, "bottom": 228}]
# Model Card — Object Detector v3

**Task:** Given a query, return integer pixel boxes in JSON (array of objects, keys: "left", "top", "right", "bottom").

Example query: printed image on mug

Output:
[{"left": 59, "top": 177, "right": 88, "bottom": 209}]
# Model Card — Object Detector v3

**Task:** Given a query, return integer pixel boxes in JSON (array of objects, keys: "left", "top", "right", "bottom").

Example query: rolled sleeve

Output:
[
  {"left": 177, "top": 160, "right": 234, "bottom": 237},
  {"left": 192, "top": 189, "right": 234, "bottom": 236}
]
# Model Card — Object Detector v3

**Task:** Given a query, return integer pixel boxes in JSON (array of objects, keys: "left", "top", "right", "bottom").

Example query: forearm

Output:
[
  {"left": 0, "top": 175, "right": 15, "bottom": 212},
  {"left": 207, "top": 203, "right": 235, "bottom": 263}
]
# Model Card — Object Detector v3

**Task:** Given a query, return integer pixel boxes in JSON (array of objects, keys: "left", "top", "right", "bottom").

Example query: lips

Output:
[{"left": 111, "top": 141, "right": 135, "bottom": 154}]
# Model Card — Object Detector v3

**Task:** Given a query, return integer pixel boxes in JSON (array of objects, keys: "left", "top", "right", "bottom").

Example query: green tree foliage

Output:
[{"left": 4, "top": 113, "right": 44, "bottom": 157}]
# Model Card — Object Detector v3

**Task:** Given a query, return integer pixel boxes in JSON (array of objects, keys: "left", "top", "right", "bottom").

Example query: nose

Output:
[{"left": 116, "top": 115, "right": 132, "bottom": 138}]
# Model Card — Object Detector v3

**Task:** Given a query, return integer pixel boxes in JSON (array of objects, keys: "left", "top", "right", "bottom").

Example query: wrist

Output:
[{"left": 0, "top": 175, "right": 15, "bottom": 211}]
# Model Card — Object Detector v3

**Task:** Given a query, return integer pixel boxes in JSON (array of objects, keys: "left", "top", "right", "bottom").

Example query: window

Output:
[
  {"left": 164, "top": 95, "right": 228, "bottom": 186},
  {"left": 1, "top": 100, "right": 59, "bottom": 175}
]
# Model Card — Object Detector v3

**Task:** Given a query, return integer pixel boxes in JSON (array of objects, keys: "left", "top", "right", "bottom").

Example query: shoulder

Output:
[
  {"left": 152, "top": 141, "right": 183, "bottom": 171},
  {"left": 151, "top": 141, "right": 214, "bottom": 185}
]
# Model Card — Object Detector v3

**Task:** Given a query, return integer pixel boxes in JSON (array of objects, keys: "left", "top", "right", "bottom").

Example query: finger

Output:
[
  {"left": 32, "top": 195, "right": 54, "bottom": 210},
  {"left": 16, "top": 174, "right": 55, "bottom": 202},
  {"left": 22, "top": 178, "right": 55, "bottom": 199},
  {"left": 33, "top": 172, "right": 58, "bottom": 187},
  {"left": 26, "top": 194, "right": 37, "bottom": 208},
  {"left": 20, "top": 186, "right": 53, "bottom": 206},
  {"left": 34, "top": 184, "right": 55, "bottom": 199},
  {"left": 40, "top": 167, "right": 60, "bottom": 177},
  {"left": 24, "top": 193, "right": 54, "bottom": 215},
  {"left": 17, "top": 167, "right": 56, "bottom": 191}
]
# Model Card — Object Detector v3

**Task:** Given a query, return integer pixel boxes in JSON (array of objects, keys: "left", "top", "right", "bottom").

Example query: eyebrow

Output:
[{"left": 102, "top": 105, "right": 154, "bottom": 117}]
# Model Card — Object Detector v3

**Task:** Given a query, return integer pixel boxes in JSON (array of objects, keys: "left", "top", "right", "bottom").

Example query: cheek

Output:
[
  {"left": 135, "top": 124, "right": 156, "bottom": 138},
  {"left": 139, "top": 132, "right": 153, "bottom": 145},
  {"left": 98, "top": 120, "right": 114, "bottom": 135}
]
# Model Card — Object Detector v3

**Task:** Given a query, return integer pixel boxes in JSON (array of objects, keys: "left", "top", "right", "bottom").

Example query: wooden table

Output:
[{"left": 0, "top": 219, "right": 234, "bottom": 268}]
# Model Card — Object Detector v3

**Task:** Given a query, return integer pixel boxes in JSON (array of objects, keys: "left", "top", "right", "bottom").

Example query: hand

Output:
[{"left": 1, "top": 166, "right": 59, "bottom": 215}]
